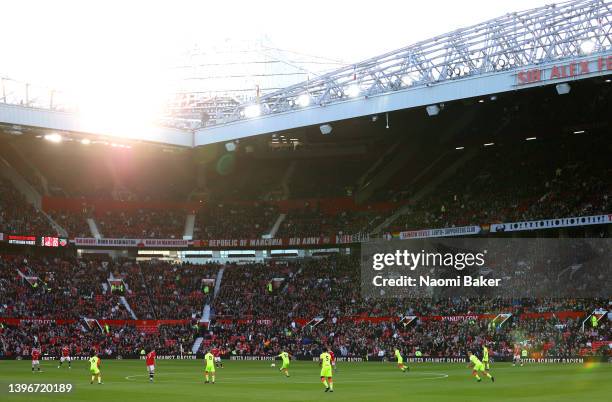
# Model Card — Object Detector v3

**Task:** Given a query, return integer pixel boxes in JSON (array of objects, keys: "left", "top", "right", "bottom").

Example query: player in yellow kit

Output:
[
  {"left": 277, "top": 351, "right": 291, "bottom": 377},
  {"left": 88, "top": 351, "right": 103, "bottom": 385},
  {"left": 394, "top": 348, "right": 409, "bottom": 372},
  {"left": 319, "top": 347, "right": 334, "bottom": 392},
  {"left": 467, "top": 351, "right": 494, "bottom": 383},
  {"left": 204, "top": 350, "right": 216, "bottom": 384},
  {"left": 482, "top": 344, "right": 490, "bottom": 370}
]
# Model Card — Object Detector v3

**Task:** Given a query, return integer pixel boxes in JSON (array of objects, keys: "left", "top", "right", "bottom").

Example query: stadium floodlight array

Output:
[{"left": 213, "top": 0, "right": 611, "bottom": 126}]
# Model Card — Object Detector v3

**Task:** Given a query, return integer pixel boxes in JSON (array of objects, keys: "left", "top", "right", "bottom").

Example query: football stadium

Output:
[{"left": 0, "top": 0, "right": 611, "bottom": 401}]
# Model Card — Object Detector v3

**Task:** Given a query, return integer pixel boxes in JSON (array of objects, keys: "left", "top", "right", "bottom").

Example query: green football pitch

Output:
[{"left": 0, "top": 359, "right": 610, "bottom": 402}]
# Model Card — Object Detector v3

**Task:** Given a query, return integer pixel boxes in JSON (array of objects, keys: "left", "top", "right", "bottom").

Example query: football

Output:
[{"left": 271, "top": 363, "right": 276, "bottom": 367}]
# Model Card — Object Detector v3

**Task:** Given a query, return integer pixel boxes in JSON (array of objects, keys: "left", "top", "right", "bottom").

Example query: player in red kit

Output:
[
  {"left": 32, "top": 347, "right": 41, "bottom": 372},
  {"left": 146, "top": 348, "right": 156, "bottom": 382},
  {"left": 513, "top": 345, "right": 521, "bottom": 367},
  {"left": 329, "top": 350, "right": 337, "bottom": 372},
  {"left": 212, "top": 346, "right": 223, "bottom": 368},
  {"left": 58, "top": 345, "right": 72, "bottom": 369}
]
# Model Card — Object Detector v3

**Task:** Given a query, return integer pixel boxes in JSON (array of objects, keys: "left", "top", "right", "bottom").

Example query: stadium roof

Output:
[
  {"left": 194, "top": 0, "right": 612, "bottom": 145},
  {"left": 1, "top": 0, "right": 611, "bottom": 147}
]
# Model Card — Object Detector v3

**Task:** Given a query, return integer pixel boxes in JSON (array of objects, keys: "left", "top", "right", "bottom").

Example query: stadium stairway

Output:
[
  {"left": 87, "top": 218, "right": 102, "bottom": 239},
  {"left": 191, "top": 268, "right": 225, "bottom": 354},
  {"left": 0, "top": 155, "right": 67, "bottom": 237},
  {"left": 191, "top": 337, "right": 204, "bottom": 354},
  {"left": 371, "top": 147, "right": 479, "bottom": 234},
  {"left": 192, "top": 267, "right": 224, "bottom": 357},
  {"left": 213, "top": 267, "right": 225, "bottom": 298},
  {"left": 356, "top": 107, "right": 479, "bottom": 204},
  {"left": 355, "top": 139, "right": 420, "bottom": 204},
  {"left": 197, "top": 267, "right": 225, "bottom": 325},
  {"left": 5, "top": 141, "right": 50, "bottom": 196},
  {"left": 184, "top": 214, "right": 196, "bottom": 240},
  {"left": 280, "top": 161, "right": 296, "bottom": 199},
  {"left": 120, "top": 296, "right": 138, "bottom": 319},
  {"left": 41, "top": 210, "right": 67, "bottom": 237},
  {"left": 264, "top": 213, "right": 286, "bottom": 239},
  {"left": 355, "top": 140, "right": 402, "bottom": 197},
  {"left": 192, "top": 267, "right": 225, "bottom": 355},
  {"left": 200, "top": 305, "right": 211, "bottom": 323},
  {"left": 0, "top": 155, "right": 43, "bottom": 208}
]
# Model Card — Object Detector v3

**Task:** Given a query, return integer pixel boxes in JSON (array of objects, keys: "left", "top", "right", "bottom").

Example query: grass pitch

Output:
[{"left": 0, "top": 359, "right": 610, "bottom": 401}]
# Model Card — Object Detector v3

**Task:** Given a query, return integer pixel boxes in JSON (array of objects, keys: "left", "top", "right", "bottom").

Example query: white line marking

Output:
[{"left": 124, "top": 371, "right": 449, "bottom": 383}]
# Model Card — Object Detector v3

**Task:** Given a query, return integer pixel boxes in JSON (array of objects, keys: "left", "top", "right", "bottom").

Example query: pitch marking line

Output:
[{"left": 124, "top": 371, "right": 449, "bottom": 383}]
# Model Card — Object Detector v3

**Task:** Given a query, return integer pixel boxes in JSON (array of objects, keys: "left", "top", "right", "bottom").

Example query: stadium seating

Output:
[
  {"left": 97, "top": 210, "right": 186, "bottom": 239},
  {"left": 2, "top": 253, "right": 608, "bottom": 360},
  {"left": 388, "top": 135, "right": 612, "bottom": 232},
  {"left": 0, "top": 179, "right": 57, "bottom": 236},
  {"left": 194, "top": 202, "right": 278, "bottom": 239},
  {"left": 48, "top": 209, "right": 92, "bottom": 237}
]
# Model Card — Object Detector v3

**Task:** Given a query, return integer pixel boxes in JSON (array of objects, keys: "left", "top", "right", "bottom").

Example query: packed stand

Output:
[
  {"left": 0, "top": 321, "right": 195, "bottom": 358},
  {"left": 389, "top": 135, "right": 612, "bottom": 232},
  {"left": 277, "top": 208, "right": 384, "bottom": 238},
  {"left": 0, "top": 255, "right": 133, "bottom": 320},
  {"left": 1, "top": 254, "right": 610, "bottom": 360},
  {"left": 205, "top": 304, "right": 610, "bottom": 359},
  {"left": 48, "top": 209, "right": 92, "bottom": 238},
  {"left": 0, "top": 179, "right": 56, "bottom": 236},
  {"left": 194, "top": 202, "right": 278, "bottom": 239},
  {"left": 131, "top": 261, "right": 219, "bottom": 320},
  {"left": 97, "top": 209, "right": 186, "bottom": 239}
]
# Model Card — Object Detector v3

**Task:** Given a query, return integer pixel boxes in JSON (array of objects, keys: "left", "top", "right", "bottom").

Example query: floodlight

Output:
[
  {"left": 319, "top": 124, "right": 332, "bottom": 135},
  {"left": 244, "top": 104, "right": 261, "bottom": 118},
  {"left": 44, "top": 133, "right": 62, "bottom": 143},
  {"left": 426, "top": 105, "right": 440, "bottom": 116},
  {"left": 297, "top": 94, "right": 311, "bottom": 107},
  {"left": 347, "top": 84, "right": 360, "bottom": 98},
  {"left": 580, "top": 40, "right": 595, "bottom": 54},
  {"left": 556, "top": 83, "right": 571, "bottom": 95}
]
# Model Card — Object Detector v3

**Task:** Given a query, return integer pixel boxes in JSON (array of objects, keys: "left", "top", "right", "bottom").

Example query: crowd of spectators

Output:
[
  {"left": 0, "top": 255, "right": 128, "bottom": 320},
  {"left": 389, "top": 135, "right": 611, "bottom": 232},
  {"left": 0, "top": 255, "right": 218, "bottom": 321},
  {"left": 5, "top": 133, "right": 610, "bottom": 242},
  {"left": 288, "top": 157, "right": 376, "bottom": 199},
  {"left": 48, "top": 209, "right": 91, "bottom": 238},
  {"left": 97, "top": 209, "right": 186, "bottom": 239},
  {"left": 132, "top": 261, "right": 219, "bottom": 320},
  {"left": 206, "top": 255, "right": 610, "bottom": 359},
  {"left": 213, "top": 261, "right": 300, "bottom": 318},
  {"left": 277, "top": 207, "right": 384, "bottom": 238},
  {"left": 194, "top": 202, "right": 278, "bottom": 239},
  {"left": 0, "top": 321, "right": 195, "bottom": 358},
  {"left": 0, "top": 179, "right": 57, "bottom": 236},
  {"left": 202, "top": 304, "right": 610, "bottom": 360},
  {"left": 1, "top": 253, "right": 609, "bottom": 359}
]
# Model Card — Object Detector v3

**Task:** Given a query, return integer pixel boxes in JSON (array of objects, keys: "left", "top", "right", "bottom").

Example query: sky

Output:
[{"left": 0, "top": 0, "right": 555, "bottom": 125}]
